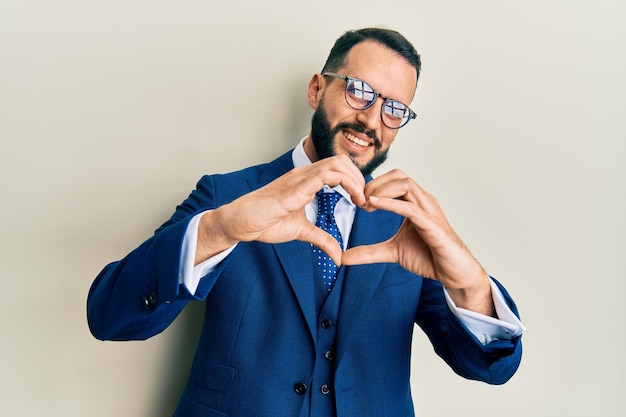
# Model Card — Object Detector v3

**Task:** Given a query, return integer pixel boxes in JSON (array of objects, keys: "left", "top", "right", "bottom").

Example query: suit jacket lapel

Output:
[
  {"left": 273, "top": 241, "right": 319, "bottom": 341},
  {"left": 336, "top": 207, "right": 396, "bottom": 363},
  {"left": 249, "top": 150, "right": 320, "bottom": 340}
]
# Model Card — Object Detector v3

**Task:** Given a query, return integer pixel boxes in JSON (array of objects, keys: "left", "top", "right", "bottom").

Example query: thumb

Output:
[
  {"left": 342, "top": 242, "right": 396, "bottom": 266},
  {"left": 297, "top": 222, "right": 344, "bottom": 265}
]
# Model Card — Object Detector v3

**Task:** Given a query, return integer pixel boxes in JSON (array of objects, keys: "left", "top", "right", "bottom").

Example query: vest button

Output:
[
  {"left": 320, "top": 384, "right": 331, "bottom": 395},
  {"left": 294, "top": 382, "right": 308, "bottom": 395},
  {"left": 324, "top": 350, "right": 334, "bottom": 360},
  {"left": 321, "top": 319, "right": 332, "bottom": 329}
]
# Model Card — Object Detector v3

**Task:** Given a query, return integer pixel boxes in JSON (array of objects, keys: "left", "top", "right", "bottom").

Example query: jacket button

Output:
[
  {"left": 142, "top": 291, "right": 158, "bottom": 310},
  {"left": 320, "top": 384, "right": 331, "bottom": 395},
  {"left": 321, "top": 319, "right": 332, "bottom": 329},
  {"left": 294, "top": 382, "right": 308, "bottom": 395},
  {"left": 324, "top": 350, "right": 334, "bottom": 360}
]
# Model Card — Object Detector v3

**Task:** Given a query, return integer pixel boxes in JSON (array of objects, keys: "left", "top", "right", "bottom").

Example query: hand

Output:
[
  {"left": 196, "top": 155, "right": 366, "bottom": 266},
  {"left": 342, "top": 169, "right": 494, "bottom": 315}
]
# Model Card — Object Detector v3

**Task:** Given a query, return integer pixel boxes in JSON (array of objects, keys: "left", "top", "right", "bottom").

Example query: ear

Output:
[{"left": 307, "top": 73, "right": 325, "bottom": 110}]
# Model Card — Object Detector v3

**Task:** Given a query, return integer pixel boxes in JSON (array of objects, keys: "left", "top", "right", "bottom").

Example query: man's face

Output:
[
  {"left": 306, "top": 40, "right": 417, "bottom": 176},
  {"left": 310, "top": 98, "right": 388, "bottom": 177}
]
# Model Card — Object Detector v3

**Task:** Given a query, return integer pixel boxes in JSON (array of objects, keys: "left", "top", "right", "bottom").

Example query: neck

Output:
[{"left": 303, "top": 135, "right": 319, "bottom": 162}]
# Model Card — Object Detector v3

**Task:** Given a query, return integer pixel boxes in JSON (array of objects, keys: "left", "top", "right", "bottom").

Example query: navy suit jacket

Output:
[{"left": 87, "top": 150, "right": 522, "bottom": 417}]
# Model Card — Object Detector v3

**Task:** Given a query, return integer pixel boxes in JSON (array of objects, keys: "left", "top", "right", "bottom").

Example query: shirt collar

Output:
[{"left": 292, "top": 136, "right": 355, "bottom": 206}]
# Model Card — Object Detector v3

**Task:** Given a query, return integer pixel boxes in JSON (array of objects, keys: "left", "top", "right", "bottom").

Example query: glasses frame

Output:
[{"left": 322, "top": 72, "right": 416, "bottom": 129}]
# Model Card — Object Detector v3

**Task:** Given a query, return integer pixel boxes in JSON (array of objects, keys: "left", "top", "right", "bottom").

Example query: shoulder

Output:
[
  {"left": 193, "top": 149, "right": 295, "bottom": 205},
  {"left": 198, "top": 149, "right": 294, "bottom": 188}
]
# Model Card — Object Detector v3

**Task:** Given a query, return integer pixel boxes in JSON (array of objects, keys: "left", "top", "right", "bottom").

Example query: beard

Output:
[{"left": 310, "top": 100, "right": 389, "bottom": 177}]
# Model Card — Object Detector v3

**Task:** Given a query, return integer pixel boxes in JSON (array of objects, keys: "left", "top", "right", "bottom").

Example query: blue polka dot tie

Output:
[{"left": 312, "top": 190, "right": 344, "bottom": 292}]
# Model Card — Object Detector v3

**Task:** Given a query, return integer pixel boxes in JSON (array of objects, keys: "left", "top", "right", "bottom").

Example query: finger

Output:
[
  {"left": 365, "top": 196, "right": 445, "bottom": 237},
  {"left": 297, "top": 222, "right": 344, "bottom": 265},
  {"left": 296, "top": 155, "right": 365, "bottom": 204},
  {"left": 318, "top": 155, "right": 366, "bottom": 206},
  {"left": 363, "top": 169, "right": 410, "bottom": 197},
  {"left": 367, "top": 196, "right": 455, "bottom": 252},
  {"left": 366, "top": 195, "right": 422, "bottom": 221},
  {"left": 341, "top": 242, "right": 397, "bottom": 266},
  {"left": 364, "top": 170, "right": 436, "bottom": 210},
  {"left": 258, "top": 154, "right": 368, "bottom": 214}
]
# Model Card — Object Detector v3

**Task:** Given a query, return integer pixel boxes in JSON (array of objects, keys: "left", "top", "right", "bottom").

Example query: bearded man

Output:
[{"left": 88, "top": 27, "right": 524, "bottom": 417}]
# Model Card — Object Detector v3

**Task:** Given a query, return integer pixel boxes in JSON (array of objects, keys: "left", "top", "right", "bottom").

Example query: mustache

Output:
[{"left": 332, "top": 123, "right": 382, "bottom": 150}]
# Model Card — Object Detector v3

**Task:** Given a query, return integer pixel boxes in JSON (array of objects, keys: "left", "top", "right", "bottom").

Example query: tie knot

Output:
[{"left": 316, "top": 190, "right": 342, "bottom": 215}]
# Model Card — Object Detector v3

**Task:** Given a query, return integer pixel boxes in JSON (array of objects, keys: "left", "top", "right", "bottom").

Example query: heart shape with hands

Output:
[{"left": 198, "top": 155, "right": 491, "bottom": 314}]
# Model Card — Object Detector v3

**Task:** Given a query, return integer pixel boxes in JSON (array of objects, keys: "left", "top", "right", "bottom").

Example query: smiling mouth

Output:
[{"left": 343, "top": 131, "right": 371, "bottom": 147}]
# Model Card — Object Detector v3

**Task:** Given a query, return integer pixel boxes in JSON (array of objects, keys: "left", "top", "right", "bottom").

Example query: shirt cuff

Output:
[
  {"left": 443, "top": 278, "right": 526, "bottom": 345},
  {"left": 179, "top": 211, "right": 237, "bottom": 295}
]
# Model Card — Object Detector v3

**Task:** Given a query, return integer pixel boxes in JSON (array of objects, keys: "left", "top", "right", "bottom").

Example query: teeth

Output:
[{"left": 344, "top": 132, "right": 370, "bottom": 147}]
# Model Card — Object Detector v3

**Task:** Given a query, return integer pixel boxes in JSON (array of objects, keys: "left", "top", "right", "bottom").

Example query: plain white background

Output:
[{"left": 1, "top": 1, "right": 624, "bottom": 416}]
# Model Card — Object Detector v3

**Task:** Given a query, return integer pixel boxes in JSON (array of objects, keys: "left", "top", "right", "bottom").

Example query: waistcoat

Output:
[{"left": 299, "top": 263, "right": 348, "bottom": 417}]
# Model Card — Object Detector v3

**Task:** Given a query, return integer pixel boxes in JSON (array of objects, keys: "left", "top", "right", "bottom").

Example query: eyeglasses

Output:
[{"left": 322, "top": 72, "right": 416, "bottom": 129}]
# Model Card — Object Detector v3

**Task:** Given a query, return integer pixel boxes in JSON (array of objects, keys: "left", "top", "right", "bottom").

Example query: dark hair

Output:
[{"left": 322, "top": 28, "right": 421, "bottom": 82}]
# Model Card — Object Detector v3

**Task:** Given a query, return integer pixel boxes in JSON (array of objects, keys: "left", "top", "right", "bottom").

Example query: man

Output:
[{"left": 88, "top": 28, "right": 524, "bottom": 417}]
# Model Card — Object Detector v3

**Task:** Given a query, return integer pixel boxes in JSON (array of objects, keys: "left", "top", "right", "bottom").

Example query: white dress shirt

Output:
[{"left": 179, "top": 138, "right": 525, "bottom": 345}]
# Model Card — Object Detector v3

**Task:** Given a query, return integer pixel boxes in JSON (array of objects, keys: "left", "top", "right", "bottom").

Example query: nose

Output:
[{"left": 355, "top": 97, "right": 382, "bottom": 131}]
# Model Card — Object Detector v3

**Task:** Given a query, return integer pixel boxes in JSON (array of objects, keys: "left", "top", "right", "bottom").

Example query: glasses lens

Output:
[
  {"left": 346, "top": 78, "right": 376, "bottom": 109},
  {"left": 382, "top": 100, "right": 410, "bottom": 128}
]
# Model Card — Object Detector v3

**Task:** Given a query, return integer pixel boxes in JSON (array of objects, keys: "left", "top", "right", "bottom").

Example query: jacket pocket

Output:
[
  {"left": 180, "top": 358, "right": 236, "bottom": 414},
  {"left": 174, "top": 396, "right": 227, "bottom": 417}
]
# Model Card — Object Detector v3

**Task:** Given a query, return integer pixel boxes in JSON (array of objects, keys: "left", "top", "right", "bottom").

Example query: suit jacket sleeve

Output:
[
  {"left": 87, "top": 174, "right": 232, "bottom": 341},
  {"left": 415, "top": 276, "right": 522, "bottom": 385}
]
